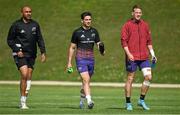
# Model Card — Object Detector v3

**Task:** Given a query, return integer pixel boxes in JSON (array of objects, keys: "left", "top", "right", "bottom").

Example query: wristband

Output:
[{"left": 150, "top": 49, "right": 155, "bottom": 57}]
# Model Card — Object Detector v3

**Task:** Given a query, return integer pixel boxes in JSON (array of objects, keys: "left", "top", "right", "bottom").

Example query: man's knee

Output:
[
  {"left": 20, "top": 72, "right": 27, "bottom": 79},
  {"left": 21, "top": 71, "right": 28, "bottom": 78},
  {"left": 27, "top": 68, "right": 33, "bottom": 76},
  {"left": 83, "top": 79, "right": 90, "bottom": 85},
  {"left": 142, "top": 67, "right": 152, "bottom": 80},
  {"left": 127, "top": 72, "right": 135, "bottom": 82}
]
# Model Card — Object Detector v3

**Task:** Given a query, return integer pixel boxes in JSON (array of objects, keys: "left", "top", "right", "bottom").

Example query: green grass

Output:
[
  {"left": 0, "top": 85, "right": 180, "bottom": 114},
  {"left": 0, "top": 0, "right": 180, "bottom": 83}
]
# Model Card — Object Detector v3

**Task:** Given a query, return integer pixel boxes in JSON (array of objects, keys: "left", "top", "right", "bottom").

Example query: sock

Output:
[
  {"left": 86, "top": 95, "right": 92, "bottom": 104},
  {"left": 126, "top": 97, "right": 131, "bottom": 103},
  {"left": 20, "top": 96, "right": 27, "bottom": 103},
  {"left": 26, "top": 80, "right": 31, "bottom": 91},
  {"left": 140, "top": 94, "right": 145, "bottom": 100},
  {"left": 80, "top": 91, "right": 85, "bottom": 103},
  {"left": 80, "top": 97, "right": 85, "bottom": 104}
]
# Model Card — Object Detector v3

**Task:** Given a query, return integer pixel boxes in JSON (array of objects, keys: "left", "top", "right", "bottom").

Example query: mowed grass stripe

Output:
[{"left": 0, "top": 85, "right": 180, "bottom": 114}]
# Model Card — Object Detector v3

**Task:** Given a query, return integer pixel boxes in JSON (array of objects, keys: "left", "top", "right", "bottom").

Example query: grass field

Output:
[
  {"left": 0, "top": 0, "right": 180, "bottom": 83},
  {"left": 0, "top": 84, "right": 180, "bottom": 114}
]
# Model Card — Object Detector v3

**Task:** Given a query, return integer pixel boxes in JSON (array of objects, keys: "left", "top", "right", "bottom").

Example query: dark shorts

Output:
[
  {"left": 126, "top": 60, "right": 150, "bottom": 72},
  {"left": 76, "top": 58, "right": 95, "bottom": 77},
  {"left": 13, "top": 56, "right": 35, "bottom": 69}
]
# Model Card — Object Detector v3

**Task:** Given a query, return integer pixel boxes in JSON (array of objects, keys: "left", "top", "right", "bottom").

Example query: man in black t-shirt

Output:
[
  {"left": 7, "top": 6, "right": 46, "bottom": 109},
  {"left": 67, "top": 12, "right": 105, "bottom": 109}
]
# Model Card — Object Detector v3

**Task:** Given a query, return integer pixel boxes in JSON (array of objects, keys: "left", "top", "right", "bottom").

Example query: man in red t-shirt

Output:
[{"left": 121, "top": 5, "right": 157, "bottom": 110}]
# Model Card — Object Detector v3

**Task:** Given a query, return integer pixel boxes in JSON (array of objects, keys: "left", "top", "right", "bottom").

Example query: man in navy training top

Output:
[{"left": 67, "top": 11, "right": 105, "bottom": 109}]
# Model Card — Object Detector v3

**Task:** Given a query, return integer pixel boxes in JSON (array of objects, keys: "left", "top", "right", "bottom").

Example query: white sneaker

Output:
[{"left": 20, "top": 103, "right": 29, "bottom": 109}]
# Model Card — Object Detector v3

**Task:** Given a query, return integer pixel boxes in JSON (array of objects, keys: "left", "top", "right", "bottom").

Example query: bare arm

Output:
[
  {"left": 67, "top": 43, "right": 77, "bottom": 69},
  {"left": 123, "top": 46, "right": 134, "bottom": 61}
]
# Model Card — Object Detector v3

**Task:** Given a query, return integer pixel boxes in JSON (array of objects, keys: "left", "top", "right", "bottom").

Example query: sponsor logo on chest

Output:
[
  {"left": 91, "top": 33, "right": 95, "bottom": 38},
  {"left": 32, "top": 27, "right": 37, "bottom": 34},
  {"left": 81, "top": 34, "right": 85, "bottom": 38},
  {"left": 20, "top": 29, "right": 25, "bottom": 33}
]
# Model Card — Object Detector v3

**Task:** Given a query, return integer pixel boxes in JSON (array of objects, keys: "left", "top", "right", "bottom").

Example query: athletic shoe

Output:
[
  {"left": 126, "top": 103, "right": 133, "bottom": 110},
  {"left": 20, "top": 103, "right": 29, "bottom": 109},
  {"left": 79, "top": 101, "right": 84, "bottom": 109},
  {"left": 88, "top": 101, "right": 94, "bottom": 109},
  {"left": 138, "top": 99, "right": 150, "bottom": 110}
]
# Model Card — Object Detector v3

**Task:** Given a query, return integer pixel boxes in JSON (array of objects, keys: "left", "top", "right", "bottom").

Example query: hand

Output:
[
  {"left": 66, "top": 63, "right": 72, "bottom": 70},
  {"left": 98, "top": 42, "right": 105, "bottom": 56},
  {"left": 41, "top": 53, "right": 46, "bottom": 63},
  {"left": 66, "top": 63, "right": 73, "bottom": 73},
  {"left": 17, "top": 51, "right": 24, "bottom": 57},
  {"left": 127, "top": 53, "right": 134, "bottom": 61},
  {"left": 151, "top": 56, "right": 157, "bottom": 63}
]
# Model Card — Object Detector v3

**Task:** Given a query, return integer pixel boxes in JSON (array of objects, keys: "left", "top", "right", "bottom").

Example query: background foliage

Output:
[{"left": 0, "top": 0, "right": 180, "bottom": 83}]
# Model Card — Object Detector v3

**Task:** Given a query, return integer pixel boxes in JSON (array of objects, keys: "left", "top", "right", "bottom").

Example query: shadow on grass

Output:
[
  {"left": 58, "top": 106, "right": 80, "bottom": 109},
  {"left": 106, "top": 107, "right": 144, "bottom": 111},
  {"left": 106, "top": 107, "right": 124, "bottom": 110},
  {"left": 0, "top": 105, "right": 19, "bottom": 109}
]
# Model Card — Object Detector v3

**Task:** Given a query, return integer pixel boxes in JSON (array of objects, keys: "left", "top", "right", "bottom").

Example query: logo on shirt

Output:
[
  {"left": 32, "top": 27, "right": 36, "bottom": 31},
  {"left": 81, "top": 34, "right": 85, "bottom": 38},
  {"left": 32, "top": 27, "right": 37, "bottom": 34},
  {"left": 91, "top": 33, "right": 95, "bottom": 38},
  {"left": 20, "top": 29, "right": 25, "bottom": 33}
]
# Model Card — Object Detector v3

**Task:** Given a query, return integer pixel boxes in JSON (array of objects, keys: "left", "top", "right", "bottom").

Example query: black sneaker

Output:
[{"left": 88, "top": 101, "right": 94, "bottom": 109}]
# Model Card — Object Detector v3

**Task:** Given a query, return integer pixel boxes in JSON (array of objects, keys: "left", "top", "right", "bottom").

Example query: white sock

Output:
[
  {"left": 86, "top": 95, "right": 92, "bottom": 104},
  {"left": 20, "top": 96, "right": 27, "bottom": 103},
  {"left": 26, "top": 80, "right": 31, "bottom": 91}
]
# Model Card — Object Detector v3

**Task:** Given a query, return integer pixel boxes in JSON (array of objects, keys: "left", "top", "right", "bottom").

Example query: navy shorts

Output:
[
  {"left": 13, "top": 56, "right": 35, "bottom": 69},
  {"left": 76, "top": 58, "right": 94, "bottom": 77},
  {"left": 126, "top": 60, "right": 150, "bottom": 72}
]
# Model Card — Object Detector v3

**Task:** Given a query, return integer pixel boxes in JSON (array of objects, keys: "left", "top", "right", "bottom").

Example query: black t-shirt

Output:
[{"left": 71, "top": 27, "right": 100, "bottom": 59}]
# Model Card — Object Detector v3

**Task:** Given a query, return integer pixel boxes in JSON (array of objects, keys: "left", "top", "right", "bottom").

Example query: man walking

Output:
[
  {"left": 121, "top": 5, "right": 157, "bottom": 110},
  {"left": 67, "top": 11, "right": 105, "bottom": 109},
  {"left": 7, "top": 6, "right": 46, "bottom": 109}
]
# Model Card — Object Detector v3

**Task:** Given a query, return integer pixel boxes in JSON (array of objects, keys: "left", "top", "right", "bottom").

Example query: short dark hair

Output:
[
  {"left": 132, "top": 5, "right": 142, "bottom": 12},
  {"left": 21, "top": 5, "right": 31, "bottom": 12},
  {"left": 81, "top": 11, "right": 92, "bottom": 20}
]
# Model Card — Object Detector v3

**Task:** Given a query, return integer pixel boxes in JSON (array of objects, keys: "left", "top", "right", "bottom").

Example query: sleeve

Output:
[
  {"left": 71, "top": 31, "right": 78, "bottom": 44},
  {"left": 7, "top": 23, "right": 21, "bottom": 52},
  {"left": 36, "top": 23, "right": 46, "bottom": 54},
  {"left": 94, "top": 29, "right": 100, "bottom": 43},
  {"left": 146, "top": 23, "right": 152, "bottom": 45},
  {"left": 121, "top": 23, "right": 129, "bottom": 48}
]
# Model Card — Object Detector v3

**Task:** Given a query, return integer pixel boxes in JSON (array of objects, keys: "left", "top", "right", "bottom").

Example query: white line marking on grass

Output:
[{"left": 0, "top": 81, "right": 180, "bottom": 88}]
